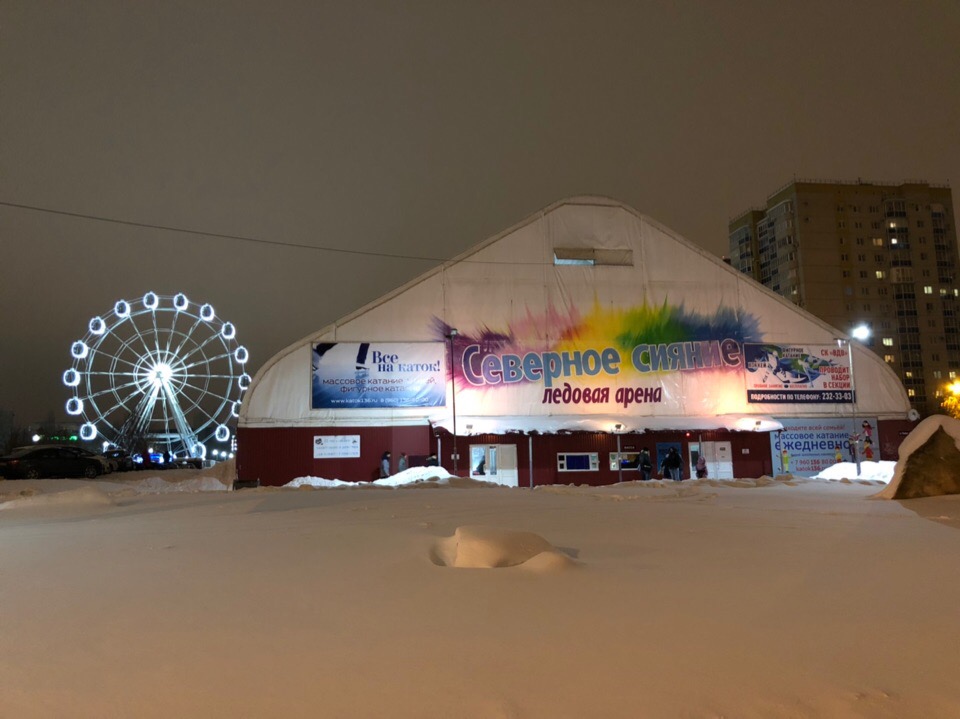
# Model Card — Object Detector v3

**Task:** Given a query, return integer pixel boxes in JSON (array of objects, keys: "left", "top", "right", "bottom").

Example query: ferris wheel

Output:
[{"left": 63, "top": 291, "right": 250, "bottom": 459}]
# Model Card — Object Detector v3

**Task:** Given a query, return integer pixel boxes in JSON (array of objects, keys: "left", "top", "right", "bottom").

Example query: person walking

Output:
[
  {"left": 638, "top": 447, "right": 652, "bottom": 481},
  {"left": 398, "top": 452, "right": 409, "bottom": 473},
  {"left": 695, "top": 454, "right": 707, "bottom": 479},
  {"left": 664, "top": 447, "right": 682, "bottom": 481},
  {"left": 379, "top": 450, "right": 391, "bottom": 478}
]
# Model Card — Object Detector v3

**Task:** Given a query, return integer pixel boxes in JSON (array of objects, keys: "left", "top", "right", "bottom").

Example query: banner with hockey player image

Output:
[{"left": 744, "top": 343, "right": 853, "bottom": 404}]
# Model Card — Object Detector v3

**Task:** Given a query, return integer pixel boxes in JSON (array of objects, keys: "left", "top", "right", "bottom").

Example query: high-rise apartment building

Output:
[{"left": 729, "top": 179, "right": 958, "bottom": 416}]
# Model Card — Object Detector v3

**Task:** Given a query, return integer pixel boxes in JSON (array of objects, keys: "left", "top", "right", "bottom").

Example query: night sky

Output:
[{"left": 2, "top": 1, "right": 959, "bottom": 424}]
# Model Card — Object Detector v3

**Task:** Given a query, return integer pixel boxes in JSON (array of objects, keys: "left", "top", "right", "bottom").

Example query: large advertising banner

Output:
[
  {"left": 770, "top": 418, "right": 877, "bottom": 477},
  {"left": 312, "top": 342, "right": 445, "bottom": 409},
  {"left": 744, "top": 343, "right": 853, "bottom": 404}
]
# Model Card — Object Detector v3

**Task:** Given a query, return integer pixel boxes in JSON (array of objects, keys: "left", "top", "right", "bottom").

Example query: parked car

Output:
[
  {"left": 66, "top": 446, "right": 115, "bottom": 474},
  {"left": 0, "top": 445, "right": 102, "bottom": 479},
  {"left": 170, "top": 456, "right": 204, "bottom": 470},
  {"left": 103, "top": 449, "right": 135, "bottom": 472}
]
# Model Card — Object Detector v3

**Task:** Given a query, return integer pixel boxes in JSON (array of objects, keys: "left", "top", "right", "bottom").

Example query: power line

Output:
[{"left": 0, "top": 199, "right": 452, "bottom": 262}]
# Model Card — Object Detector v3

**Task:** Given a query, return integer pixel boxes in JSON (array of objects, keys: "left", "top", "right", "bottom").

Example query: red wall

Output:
[
  {"left": 238, "top": 426, "right": 778, "bottom": 487},
  {"left": 237, "top": 425, "right": 433, "bottom": 486}
]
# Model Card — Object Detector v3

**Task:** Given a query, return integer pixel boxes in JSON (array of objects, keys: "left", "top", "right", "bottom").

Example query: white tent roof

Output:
[{"left": 241, "top": 196, "right": 910, "bottom": 433}]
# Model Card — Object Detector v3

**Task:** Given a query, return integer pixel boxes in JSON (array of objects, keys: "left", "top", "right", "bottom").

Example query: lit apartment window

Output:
[
  {"left": 872, "top": 237, "right": 883, "bottom": 246},
  {"left": 907, "top": 388, "right": 916, "bottom": 397},
  {"left": 950, "top": 371, "right": 957, "bottom": 379},
  {"left": 924, "top": 286, "right": 933, "bottom": 294},
  {"left": 875, "top": 270, "right": 885, "bottom": 279},
  {"left": 885, "top": 355, "right": 896, "bottom": 364},
  {"left": 882, "top": 338, "right": 894, "bottom": 346},
  {"left": 905, "top": 371, "right": 913, "bottom": 379},
  {"left": 933, "top": 370, "right": 943, "bottom": 379}
]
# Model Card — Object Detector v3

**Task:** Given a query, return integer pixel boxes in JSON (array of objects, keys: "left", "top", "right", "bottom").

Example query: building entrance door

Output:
[
  {"left": 469, "top": 444, "right": 519, "bottom": 487},
  {"left": 690, "top": 441, "right": 734, "bottom": 479}
]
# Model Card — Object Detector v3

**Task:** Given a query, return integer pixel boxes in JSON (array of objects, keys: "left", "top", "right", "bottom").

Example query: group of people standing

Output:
[
  {"left": 379, "top": 450, "right": 438, "bottom": 478},
  {"left": 634, "top": 446, "right": 705, "bottom": 481}
]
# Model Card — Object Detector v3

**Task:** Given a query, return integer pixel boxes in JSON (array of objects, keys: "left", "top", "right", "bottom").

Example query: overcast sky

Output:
[{"left": 2, "top": 1, "right": 959, "bottom": 424}]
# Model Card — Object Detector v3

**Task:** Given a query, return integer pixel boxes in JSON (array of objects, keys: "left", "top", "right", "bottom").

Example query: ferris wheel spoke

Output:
[
  {"left": 178, "top": 333, "right": 226, "bottom": 367},
  {"left": 170, "top": 315, "right": 204, "bottom": 360},
  {"left": 181, "top": 352, "right": 235, "bottom": 372},
  {"left": 176, "top": 375, "right": 231, "bottom": 402},
  {"left": 87, "top": 378, "right": 143, "bottom": 402}
]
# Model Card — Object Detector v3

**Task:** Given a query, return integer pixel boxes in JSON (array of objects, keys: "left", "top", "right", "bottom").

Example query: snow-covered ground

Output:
[{"left": 2, "top": 465, "right": 959, "bottom": 718}]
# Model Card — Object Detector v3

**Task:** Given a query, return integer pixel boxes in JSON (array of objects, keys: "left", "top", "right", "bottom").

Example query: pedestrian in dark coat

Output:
[{"left": 380, "top": 450, "right": 391, "bottom": 478}]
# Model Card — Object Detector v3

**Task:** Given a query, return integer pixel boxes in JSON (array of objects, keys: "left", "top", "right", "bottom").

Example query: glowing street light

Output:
[{"left": 837, "top": 325, "right": 872, "bottom": 476}]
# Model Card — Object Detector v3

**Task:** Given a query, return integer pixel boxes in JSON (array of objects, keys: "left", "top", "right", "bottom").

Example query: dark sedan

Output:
[
  {"left": 103, "top": 449, "right": 136, "bottom": 472},
  {"left": 0, "top": 445, "right": 103, "bottom": 479}
]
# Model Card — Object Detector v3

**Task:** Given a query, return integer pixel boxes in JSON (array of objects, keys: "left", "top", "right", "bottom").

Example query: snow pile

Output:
[
  {"left": 430, "top": 525, "right": 577, "bottom": 571},
  {"left": 813, "top": 460, "right": 896, "bottom": 483},
  {"left": 129, "top": 474, "right": 232, "bottom": 493},
  {"left": 284, "top": 466, "right": 490, "bottom": 489},
  {"left": 0, "top": 484, "right": 115, "bottom": 510},
  {"left": 877, "top": 414, "right": 960, "bottom": 499}
]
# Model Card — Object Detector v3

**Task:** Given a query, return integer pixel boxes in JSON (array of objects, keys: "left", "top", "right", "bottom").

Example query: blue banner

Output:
[{"left": 312, "top": 342, "right": 446, "bottom": 409}]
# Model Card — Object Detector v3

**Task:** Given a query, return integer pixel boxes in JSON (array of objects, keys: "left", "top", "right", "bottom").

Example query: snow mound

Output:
[
  {"left": 284, "top": 467, "right": 497, "bottom": 489},
  {"left": 130, "top": 475, "right": 232, "bottom": 493},
  {"left": 876, "top": 415, "right": 960, "bottom": 499},
  {"left": 813, "top": 461, "right": 896, "bottom": 483},
  {"left": 431, "top": 525, "right": 576, "bottom": 571},
  {"left": 0, "top": 484, "right": 115, "bottom": 510}
]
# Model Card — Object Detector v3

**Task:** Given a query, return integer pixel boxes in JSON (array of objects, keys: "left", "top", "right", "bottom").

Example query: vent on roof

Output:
[{"left": 553, "top": 248, "right": 633, "bottom": 266}]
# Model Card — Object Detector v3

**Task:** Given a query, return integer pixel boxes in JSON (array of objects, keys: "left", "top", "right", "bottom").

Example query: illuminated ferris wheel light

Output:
[
  {"left": 71, "top": 341, "right": 89, "bottom": 359},
  {"left": 89, "top": 317, "right": 106, "bottom": 335},
  {"left": 80, "top": 422, "right": 97, "bottom": 441},
  {"left": 63, "top": 293, "right": 245, "bottom": 461},
  {"left": 149, "top": 363, "right": 174, "bottom": 386}
]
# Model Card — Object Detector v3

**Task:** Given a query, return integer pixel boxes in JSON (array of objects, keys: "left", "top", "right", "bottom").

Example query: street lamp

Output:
[
  {"left": 837, "top": 324, "right": 871, "bottom": 475},
  {"left": 445, "top": 328, "right": 459, "bottom": 476}
]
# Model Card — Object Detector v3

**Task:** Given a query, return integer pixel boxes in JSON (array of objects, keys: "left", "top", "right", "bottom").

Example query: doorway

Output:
[
  {"left": 469, "top": 444, "right": 518, "bottom": 487},
  {"left": 690, "top": 441, "right": 733, "bottom": 479}
]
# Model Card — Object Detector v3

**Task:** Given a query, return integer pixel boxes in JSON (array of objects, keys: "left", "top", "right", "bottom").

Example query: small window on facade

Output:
[
  {"left": 554, "top": 248, "right": 633, "bottom": 266},
  {"left": 924, "top": 286, "right": 934, "bottom": 294},
  {"left": 885, "top": 355, "right": 896, "bottom": 364},
  {"left": 882, "top": 337, "right": 894, "bottom": 346},
  {"left": 907, "top": 388, "right": 916, "bottom": 397},
  {"left": 557, "top": 452, "right": 599, "bottom": 471},
  {"left": 876, "top": 270, "right": 885, "bottom": 279}
]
